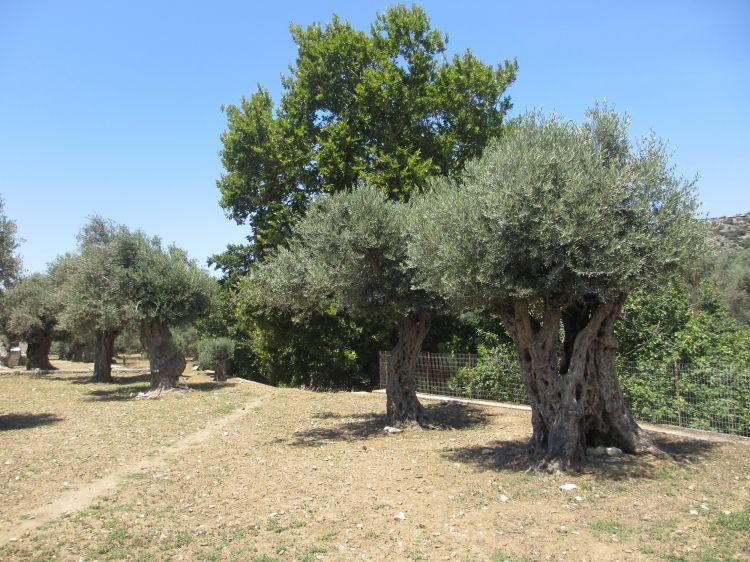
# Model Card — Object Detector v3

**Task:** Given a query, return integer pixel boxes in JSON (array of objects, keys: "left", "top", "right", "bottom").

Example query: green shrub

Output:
[
  {"left": 448, "top": 344, "right": 526, "bottom": 403},
  {"left": 197, "top": 337, "right": 235, "bottom": 380}
]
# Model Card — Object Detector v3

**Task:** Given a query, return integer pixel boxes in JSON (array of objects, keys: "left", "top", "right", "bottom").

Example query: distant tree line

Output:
[{"left": 0, "top": 212, "right": 219, "bottom": 389}]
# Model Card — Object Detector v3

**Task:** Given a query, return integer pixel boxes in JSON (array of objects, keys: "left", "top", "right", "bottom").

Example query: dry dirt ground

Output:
[{"left": 0, "top": 367, "right": 748, "bottom": 562}]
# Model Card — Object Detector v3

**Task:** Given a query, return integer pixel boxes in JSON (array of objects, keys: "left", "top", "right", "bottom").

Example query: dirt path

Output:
[{"left": 0, "top": 397, "right": 261, "bottom": 545}]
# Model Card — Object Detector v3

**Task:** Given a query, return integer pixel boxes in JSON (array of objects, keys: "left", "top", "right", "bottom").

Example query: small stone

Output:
[
  {"left": 356, "top": 523, "right": 364, "bottom": 529},
  {"left": 689, "top": 509, "right": 699, "bottom": 516},
  {"left": 481, "top": 449, "right": 494, "bottom": 455},
  {"left": 575, "top": 496, "right": 583, "bottom": 502},
  {"left": 383, "top": 426, "right": 403, "bottom": 434},
  {"left": 723, "top": 510, "right": 731, "bottom": 515},
  {"left": 3, "top": 460, "right": 11, "bottom": 465},
  {"left": 605, "top": 447, "right": 623, "bottom": 457},
  {"left": 700, "top": 503, "right": 709, "bottom": 511},
  {"left": 393, "top": 511, "right": 406, "bottom": 521},
  {"left": 222, "top": 432, "right": 229, "bottom": 437},
  {"left": 559, "top": 484, "right": 578, "bottom": 491},
  {"left": 192, "top": 365, "right": 200, "bottom": 371},
  {"left": 587, "top": 446, "right": 607, "bottom": 456},
  {"left": 499, "top": 495, "right": 509, "bottom": 503}
]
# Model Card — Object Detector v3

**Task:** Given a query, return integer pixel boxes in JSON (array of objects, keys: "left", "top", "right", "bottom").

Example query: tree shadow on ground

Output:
[
  {"left": 290, "top": 401, "right": 494, "bottom": 447},
  {"left": 83, "top": 380, "right": 237, "bottom": 401},
  {"left": 443, "top": 429, "right": 722, "bottom": 481},
  {"left": 0, "top": 413, "right": 63, "bottom": 430},
  {"left": 69, "top": 373, "right": 154, "bottom": 385}
]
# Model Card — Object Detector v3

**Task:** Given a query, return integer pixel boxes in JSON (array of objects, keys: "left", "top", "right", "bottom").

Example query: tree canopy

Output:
[{"left": 214, "top": 4, "right": 517, "bottom": 268}]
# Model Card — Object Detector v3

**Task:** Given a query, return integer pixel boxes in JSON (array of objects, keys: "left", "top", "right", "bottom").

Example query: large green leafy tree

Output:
[
  {"left": 244, "top": 185, "right": 440, "bottom": 425},
  {"left": 0, "top": 274, "right": 61, "bottom": 370},
  {"left": 411, "top": 107, "right": 701, "bottom": 471},
  {"left": 214, "top": 5, "right": 517, "bottom": 386},
  {"left": 214, "top": 4, "right": 517, "bottom": 266}
]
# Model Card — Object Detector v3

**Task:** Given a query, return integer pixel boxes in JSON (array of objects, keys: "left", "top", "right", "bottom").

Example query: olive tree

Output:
[
  {"left": 55, "top": 218, "right": 137, "bottom": 382},
  {"left": 410, "top": 108, "right": 700, "bottom": 470},
  {"left": 128, "top": 239, "right": 217, "bottom": 389},
  {"left": 243, "top": 185, "right": 440, "bottom": 426},
  {"left": 0, "top": 274, "right": 60, "bottom": 369}
]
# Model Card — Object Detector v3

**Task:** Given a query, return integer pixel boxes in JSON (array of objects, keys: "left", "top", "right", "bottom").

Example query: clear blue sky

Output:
[{"left": 1, "top": 0, "right": 748, "bottom": 275}]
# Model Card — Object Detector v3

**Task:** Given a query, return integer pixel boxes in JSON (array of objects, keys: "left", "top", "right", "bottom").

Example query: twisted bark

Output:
[
  {"left": 500, "top": 295, "right": 655, "bottom": 472},
  {"left": 26, "top": 336, "right": 55, "bottom": 370},
  {"left": 92, "top": 331, "right": 118, "bottom": 382},
  {"left": 141, "top": 320, "right": 186, "bottom": 389},
  {"left": 386, "top": 312, "right": 431, "bottom": 427}
]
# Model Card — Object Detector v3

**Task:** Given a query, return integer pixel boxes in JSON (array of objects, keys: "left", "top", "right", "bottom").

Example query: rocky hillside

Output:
[{"left": 708, "top": 212, "right": 750, "bottom": 250}]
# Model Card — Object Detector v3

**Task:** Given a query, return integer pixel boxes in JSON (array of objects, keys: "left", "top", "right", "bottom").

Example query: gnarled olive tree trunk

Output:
[
  {"left": 499, "top": 295, "right": 656, "bottom": 472},
  {"left": 386, "top": 312, "right": 431, "bottom": 427},
  {"left": 92, "top": 331, "right": 118, "bottom": 382},
  {"left": 141, "top": 320, "right": 186, "bottom": 389},
  {"left": 26, "top": 336, "right": 55, "bottom": 370}
]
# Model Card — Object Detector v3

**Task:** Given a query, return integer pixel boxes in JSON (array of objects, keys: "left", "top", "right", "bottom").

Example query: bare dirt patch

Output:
[{"left": 1, "top": 372, "right": 748, "bottom": 561}]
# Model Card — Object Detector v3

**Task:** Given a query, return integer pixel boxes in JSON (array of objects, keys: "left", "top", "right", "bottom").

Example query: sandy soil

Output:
[{"left": 0, "top": 369, "right": 748, "bottom": 562}]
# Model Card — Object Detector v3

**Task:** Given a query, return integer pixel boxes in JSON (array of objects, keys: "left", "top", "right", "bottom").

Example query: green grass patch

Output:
[
  {"left": 266, "top": 516, "right": 284, "bottom": 533},
  {"left": 222, "top": 525, "right": 246, "bottom": 543},
  {"left": 196, "top": 549, "right": 220, "bottom": 562},
  {"left": 643, "top": 519, "right": 678, "bottom": 540},
  {"left": 161, "top": 532, "right": 192, "bottom": 550},
  {"left": 214, "top": 403, "right": 235, "bottom": 416},
  {"left": 589, "top": 519, "right": 632, "bottom": 539},
  {"left": 298, "top": 545, "right": 329, "bottom": 562}
]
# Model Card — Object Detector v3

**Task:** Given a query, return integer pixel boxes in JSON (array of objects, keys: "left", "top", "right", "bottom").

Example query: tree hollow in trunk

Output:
[
  {"left": 500, "top": 295, "right": 656, "bottom": 472},
  {"left": 141, "top": 320, "right": 186, "bottom": 389},
  {"left": 385, "top": 312, "right": 431, "bottom": 427},
  {"left": 26, "top": 336, "right": 55, "bottom": 370},
  {"left": 92, "top": 331, "right": 118, "bottom": 382}
]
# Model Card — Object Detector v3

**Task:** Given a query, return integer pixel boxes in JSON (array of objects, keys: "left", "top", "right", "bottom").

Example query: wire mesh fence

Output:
[{"left": 378, "top": 351, "right": 750, "bottom": 437}]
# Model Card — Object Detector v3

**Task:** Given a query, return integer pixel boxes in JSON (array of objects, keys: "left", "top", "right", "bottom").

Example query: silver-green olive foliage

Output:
[
  {"left": 0, "top": 196, "right": 21, "bottom": 291},
  {"left": 410, "top": 107, "right": 701, "bottom": 310},
  {"left": 245, "top": 184, "right": 436, "bottom": 326},
  {"left": 59, "top": 217, "right": 217, "bottom": 332}
]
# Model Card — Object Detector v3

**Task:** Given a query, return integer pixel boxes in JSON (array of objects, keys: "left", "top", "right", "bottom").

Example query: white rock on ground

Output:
[{"left": 559, "top": 483, "right": 579, "bottom": 491}]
